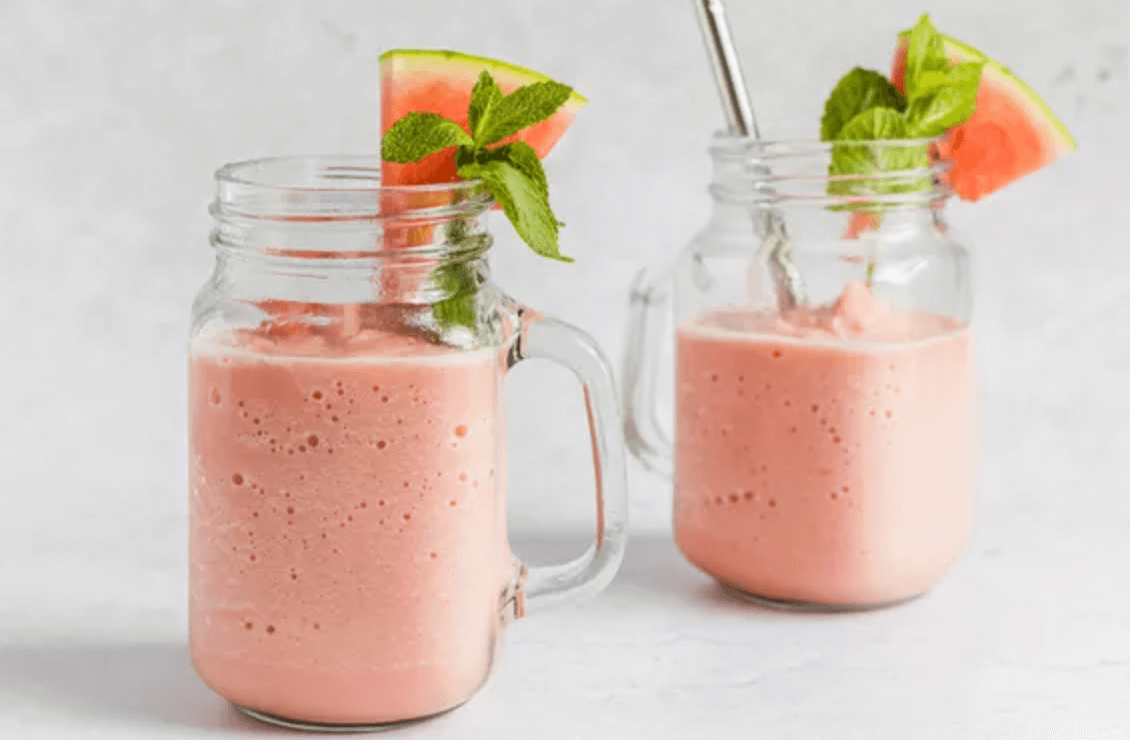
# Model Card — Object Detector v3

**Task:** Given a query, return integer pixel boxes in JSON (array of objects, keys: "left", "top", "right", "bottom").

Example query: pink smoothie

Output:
[
  {"left": 189, "top": 325, "right": 513, "bottom": 725},
  {"left": 674, "top": 282, "right": 973, "bottom": 606}
]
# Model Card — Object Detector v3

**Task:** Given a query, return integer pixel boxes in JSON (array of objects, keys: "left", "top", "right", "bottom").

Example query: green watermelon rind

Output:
[
  {"left": 895, "top": 31, "right": 1077, "bottom": 154},
  {"left": 379, "top": 48, "right": 588, "bottom": 109}
]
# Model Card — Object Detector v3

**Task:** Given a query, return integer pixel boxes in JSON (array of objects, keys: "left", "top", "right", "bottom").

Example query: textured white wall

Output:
[{"left": 0, "top": 0, "right": 1127, "bottom": 578}]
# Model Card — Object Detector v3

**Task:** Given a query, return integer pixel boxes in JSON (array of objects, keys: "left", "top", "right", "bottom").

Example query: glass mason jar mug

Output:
[
  {"left": 188, "top": 156, "right": 628, "bottom": 730},
  {"left": 624, "top": 136, "right": 974, "bottom": 610}
]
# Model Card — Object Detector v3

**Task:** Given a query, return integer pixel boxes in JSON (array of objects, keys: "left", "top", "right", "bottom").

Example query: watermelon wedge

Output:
[
  {"left": 891, "top": 34, "right": 1076, "bottom": 201},
  {"left": 380, "top": 49, "right": 587, "bottom": 186}
]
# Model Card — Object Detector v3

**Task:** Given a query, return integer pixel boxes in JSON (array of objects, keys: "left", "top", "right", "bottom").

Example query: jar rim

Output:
[
  {"left": 213, "top": 155, "right": 492, "bottom": 223},
  {"left": 706, "top": 132, "right": 952, "bottom": 208},
  {"left": 708, "top": 131, "right": 945, "bottom": 154}
]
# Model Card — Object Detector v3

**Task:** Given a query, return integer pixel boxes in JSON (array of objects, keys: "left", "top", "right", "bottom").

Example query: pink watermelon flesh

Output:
[
  {"left": 380, "top": 51, "right": 583, "bottom": 186},
  {"left": 891, "top": 37, "right": 1075, "bottom": 202}
]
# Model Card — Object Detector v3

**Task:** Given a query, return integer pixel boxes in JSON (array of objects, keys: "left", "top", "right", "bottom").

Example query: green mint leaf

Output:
[
  {"left": 453, "top": 141, "right": 548, "bottom": 199},
  {"left": 432, "top": 291, "right": 477, "bottom": 331},
  {"left": 381, "top": 112, "right": 474, "bottom": 164},
  {"left": 487, "top": 141, "right": 548, "bottom": 198},
  {"left": 828, "top": 108, "right": 930, "bottom": 201},
  {"left": 904, "top": 62, "right": 984, "bottom": 137},
  {"left": 820, "top": 67, "right": 907, "bottom": 141},
  {"left": 442, "top": 216, "right": 492, "bottom": 255},
  {"left": 474, "top": 81, "right": 573, "bottom": 147},
  {"left": 468, "top": 71, "right": 504, "bottom": 140},
  {"left": 903, "top": 14, "right": 950, "bottom": 100},
  {"left": 431, "top": 257, "right": 481, "bottom": 331},
  {"left": 913, "top": 69, "right": 952, "bottom": 98},
  {"left": 836, "top": 106, "right": 908, "bottom": 141},
  {"left": 457, "top": 159, "right": 570, "bottom": 262},
  {"left": 431, "top": 218, "right": 491, "bottom": 332}
]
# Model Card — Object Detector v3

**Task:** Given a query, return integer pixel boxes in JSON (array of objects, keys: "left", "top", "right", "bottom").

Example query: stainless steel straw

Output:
[{"left": 693, "top": 0, "right": 806, "bottom": 308}]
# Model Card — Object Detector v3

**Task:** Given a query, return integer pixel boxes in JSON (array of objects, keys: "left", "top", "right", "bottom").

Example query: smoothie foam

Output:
[
  {"left": 189, "top": 327, "right": 512, "bottom": 724},
  {"left": 674, "top": 282, "right": 973, "bottom": 606}
]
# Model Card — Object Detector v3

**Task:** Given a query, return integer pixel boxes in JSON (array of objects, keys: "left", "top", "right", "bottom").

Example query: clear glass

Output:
[
  {"left": 188, "top": 156, "right": 628, "bottom": 730},
  {"left": 624, "top": 135, "right": 974, "bottom": 610}
]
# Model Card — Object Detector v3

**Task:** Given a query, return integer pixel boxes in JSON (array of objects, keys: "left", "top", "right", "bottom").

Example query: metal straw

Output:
[{"left": 693, "top": 0, "right": 805, "bottom": 309}]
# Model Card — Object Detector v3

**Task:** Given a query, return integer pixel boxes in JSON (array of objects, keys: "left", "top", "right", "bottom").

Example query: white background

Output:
[{"left": 1, "top": 0, "right": 1128, "bottom": 737}]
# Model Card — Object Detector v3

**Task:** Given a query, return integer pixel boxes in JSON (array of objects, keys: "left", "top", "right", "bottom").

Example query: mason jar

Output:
[
  {"left": 188, "top": 156, "right": 628, "bottom": 730},
  {"left": 623, "top": 135, "right": 974, "bottom": 610}
]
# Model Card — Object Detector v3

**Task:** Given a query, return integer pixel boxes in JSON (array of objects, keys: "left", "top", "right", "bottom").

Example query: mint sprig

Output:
[
  {"left": 821, "top": 15, "right": 984, "bottom": 207},
  {"left": 431, "top": 218, "right": 488, "bottom": 331},
  {"left": 382, "top": 69, "right": 572, "bottom": 262},
  {"left": 820, "top": 14, "right": 983, "bottom": 286},
  {"left": 381, "top": 68, "right": 576, "bottom": 331}
]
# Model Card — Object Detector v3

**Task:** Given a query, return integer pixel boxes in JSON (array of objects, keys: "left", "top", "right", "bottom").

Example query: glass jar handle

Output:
[
  {"left": 507, "top": 307, "right": 629, "bottom": 616},
  {"left": 621, "top": 265, "right": 674, "bottom": 478}
]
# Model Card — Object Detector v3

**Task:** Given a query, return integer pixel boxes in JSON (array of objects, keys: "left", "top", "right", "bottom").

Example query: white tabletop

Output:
[{"left": 3, "top": 464, "right": 1129, "bottom": 740}]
